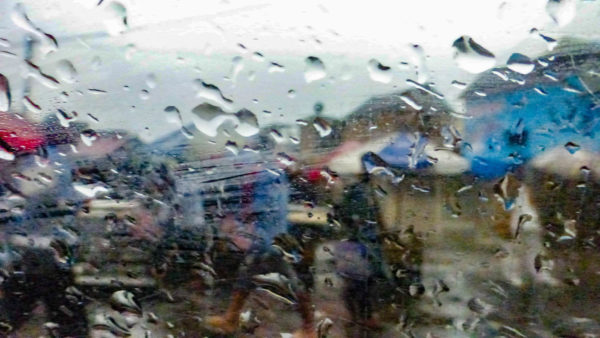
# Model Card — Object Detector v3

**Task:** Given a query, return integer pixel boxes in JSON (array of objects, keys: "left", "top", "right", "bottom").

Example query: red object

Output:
[
  {"left": 0, "top": 112, "right": 45, "bottom": 152},
  {"left": 306, "top": 168, "right": 322, "bottom": 183}
]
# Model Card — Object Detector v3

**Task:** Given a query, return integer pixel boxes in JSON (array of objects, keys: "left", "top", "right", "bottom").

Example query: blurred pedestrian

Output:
[{"left": 204, "top": 166, "right": 316, "bottom": 338}]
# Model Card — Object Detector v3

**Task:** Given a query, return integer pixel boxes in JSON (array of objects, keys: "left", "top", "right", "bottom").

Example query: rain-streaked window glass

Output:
[{"left": 0, "top": 0, "right": 599, "bottom": 337}]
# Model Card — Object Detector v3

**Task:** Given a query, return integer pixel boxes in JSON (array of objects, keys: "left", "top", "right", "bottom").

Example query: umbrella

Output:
[
  {"left": 0, "top": 111, "right": 45, "bottom": 154},
  {"left": 325, "top": 133, "right": 469, "bottom": 175},
  {"left": 460, "top": 49, "right": 600, "bottom": 179}
]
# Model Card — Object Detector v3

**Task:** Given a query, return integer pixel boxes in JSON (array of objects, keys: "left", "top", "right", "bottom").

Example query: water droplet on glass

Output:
[
  {"left": 374, "top": 184, "right": 388, "bottom": 197},
  {"left": 580, "top": 165, "right": 591, "bottom": 178},
  {"left": 398, "top": 61, "right": 410, "bottom": 70},
  {"left": 451, "top": 80, "right": 467, "bottom": 89},
  {"left": 530, "top": 28, "right": 558, "bottom": 51},
  {"left": 515, "top": 214, "right": 533, "bottom": 238},
  {"left": 91, "top": 55, "right": 102, "bottom": 70},
  {"left": 563, "top": 85, "right": 583, "bottom": 94},
  {"left": 434, "top": 279, "right": 450, "bottom": 295},
  {"left": 125, "top": 44, "right": 136, "bottom": 60},
  {"left": 340, "top": 65, "right": 353, "bottom": 81},
  {"left": 235, "top": 109, "right": 259, "bottom": 137},
  {"left": 277, "top": 152, "right": 296, "bottom": 168},
  {"left": 0, "top": 50, "right": 16, "bottom": 58},
  {"left": 194, "top": 79, "right": 234, "bottom": 111},
  {"left": 314, "top": 102, "right": 324, "bottom": 114},
  {"left": 73, "top": 182, "right": 110, "bottom": 197},
  {"left": 442, "top": 125, "right": 462, "bottom": 149},
  {"left": 91, "top": 312, "right": 130, "bottom": 336},
  {"left": 104, "top": 2, "right": 128, "bottom": 36},
  {"left": 253, "top": 273, "right": 297, "bottom": 304},
  {"left": 0, "top": 74, "right": 10, "bottom": 111},
  {"left": 410, "top": 44, "right": 429, "bottom": 83},
  {"left": 247, "top": 70, "right": 256, "bottom": 81},
  {"left": 80, "top": 129, "right": 98, "bottom": 146},
  {"left": 164, "top": 105, "right": 182, "bottom": 125},
  {"left": 23, "top": 61, "right": 59, "bottom": 89},
  {"left": 565, "top": 141, "right": 580, "bottom": 154},
  {"left": 399, "top": 95, "right": 422, "bottom": 110},
  {"left": 467, "top": 297, "right": 493, "bottom": 316},
  {"left": 110, "top": 290, "right": 142, "bottom": 315},
  {"left": 534, "top": 253, "right": 555, "bottom": 273},
  {"left": 147, "top": 312, "right": 159, "bottom": 324},
  {"left": 252, "top": 51, "right": 264, "bottom": 62},
  {"left": 0, "top": 147, "right": 15, "bottom": 161},
  {"left": 268, "top": 62, "right": 285, "bottom": 73},
  {"left": 59, "top": 90, "right": 69, "bottom": 101},
  {"left": 508, "top": 77, "right": 525, "bottom": 86},
  {"left": 145, "top": 73, "right": 157, "bottom": 88},
  {"left": 56, "top": 109, "right": 77, "bottom": 127},
  {"left": 88, "top": 88, "right": 107, "bottom": 95},
  {"left": 225, "top": 140, "right": 239, "bottom": 155},
  {"left": 367, "top": 59, "right": 392, "bottom": 83},
  {"left": 452, "top": 36, "right": 496, "bottom": 74},
  {"left": 304, "top": 56, "right": 326, "bottom": 83},
  {"left": 191, "top": 103, "right": 236, "bottom": 137},
  {"left": 317, "top": 317, "right": 334, "bottom": 337},
  {"left": 506, "top": 53, "right": 534, "bottom": 75},
  {"left": 23, "top": 96, "right": 41, "bottom": 113},
  {"left": 313, "top": 117, "right": 332, "bottom": 137},
  {"left": 411, "top": 184, "right": 431, "bottom": 193},
  {"left": 56, "top": 60, "right": 78, "bottom": 83},
  {"left": 270, "top": 129, "right": 285, "bottom": 143},
  {"left": 405, "top": 79, "right": 444, "bottom": 99},
  {"left": 287, "top": 89, "right": 296, "bottom": 98},
  {"left": 139, "top": 89, "right": 150, "bottom": 100},
  {"left": 409, "top": 283, "right": 425, "bottom": 297},
  {"left": 87, "top": 113, "right": 99, "bottom": 123},
  {"left": 11, "top": 3, "right": 58, "bottom": 56},
  {"left": 546, "top": 0, "right": 575, "bottom": 27},
  {"left": 242, "top": 144, "right": 258, "bottom": 153},
  {"left": 181, "top": 125, "right": 194, "bottom": 139},
  {"left": 228, "top": 56, "right": 243, "bottom": 83},
  {"left": 491, "top": 70, "right": 509, "bottom": 81}
]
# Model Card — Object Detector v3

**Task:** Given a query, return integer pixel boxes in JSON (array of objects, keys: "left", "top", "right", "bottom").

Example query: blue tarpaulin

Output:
[
  {"left": 461, "top": 66, "right": 600, "bottom": 178},
  {"left": 376, "top": 133, "right": 432, "bottom": 170}
]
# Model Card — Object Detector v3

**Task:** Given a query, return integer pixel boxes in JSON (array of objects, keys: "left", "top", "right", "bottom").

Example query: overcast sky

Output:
[{"left": 0, "top": 0, "right": 599, "bottom": 143}]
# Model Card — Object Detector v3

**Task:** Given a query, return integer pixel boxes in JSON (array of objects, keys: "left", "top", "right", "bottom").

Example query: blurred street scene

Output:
[{"left": 1, "top": 1, "right": 600, "bottom": 337}]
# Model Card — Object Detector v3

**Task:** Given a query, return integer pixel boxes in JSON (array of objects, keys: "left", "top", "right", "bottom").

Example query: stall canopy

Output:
[{"left": 461, "top": 46, "right": 600, "bottom": 179}]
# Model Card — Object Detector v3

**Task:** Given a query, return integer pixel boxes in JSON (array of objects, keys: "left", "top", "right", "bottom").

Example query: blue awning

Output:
[{"left": 461, "top": 74, "right": 600, "bottom": 178}]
